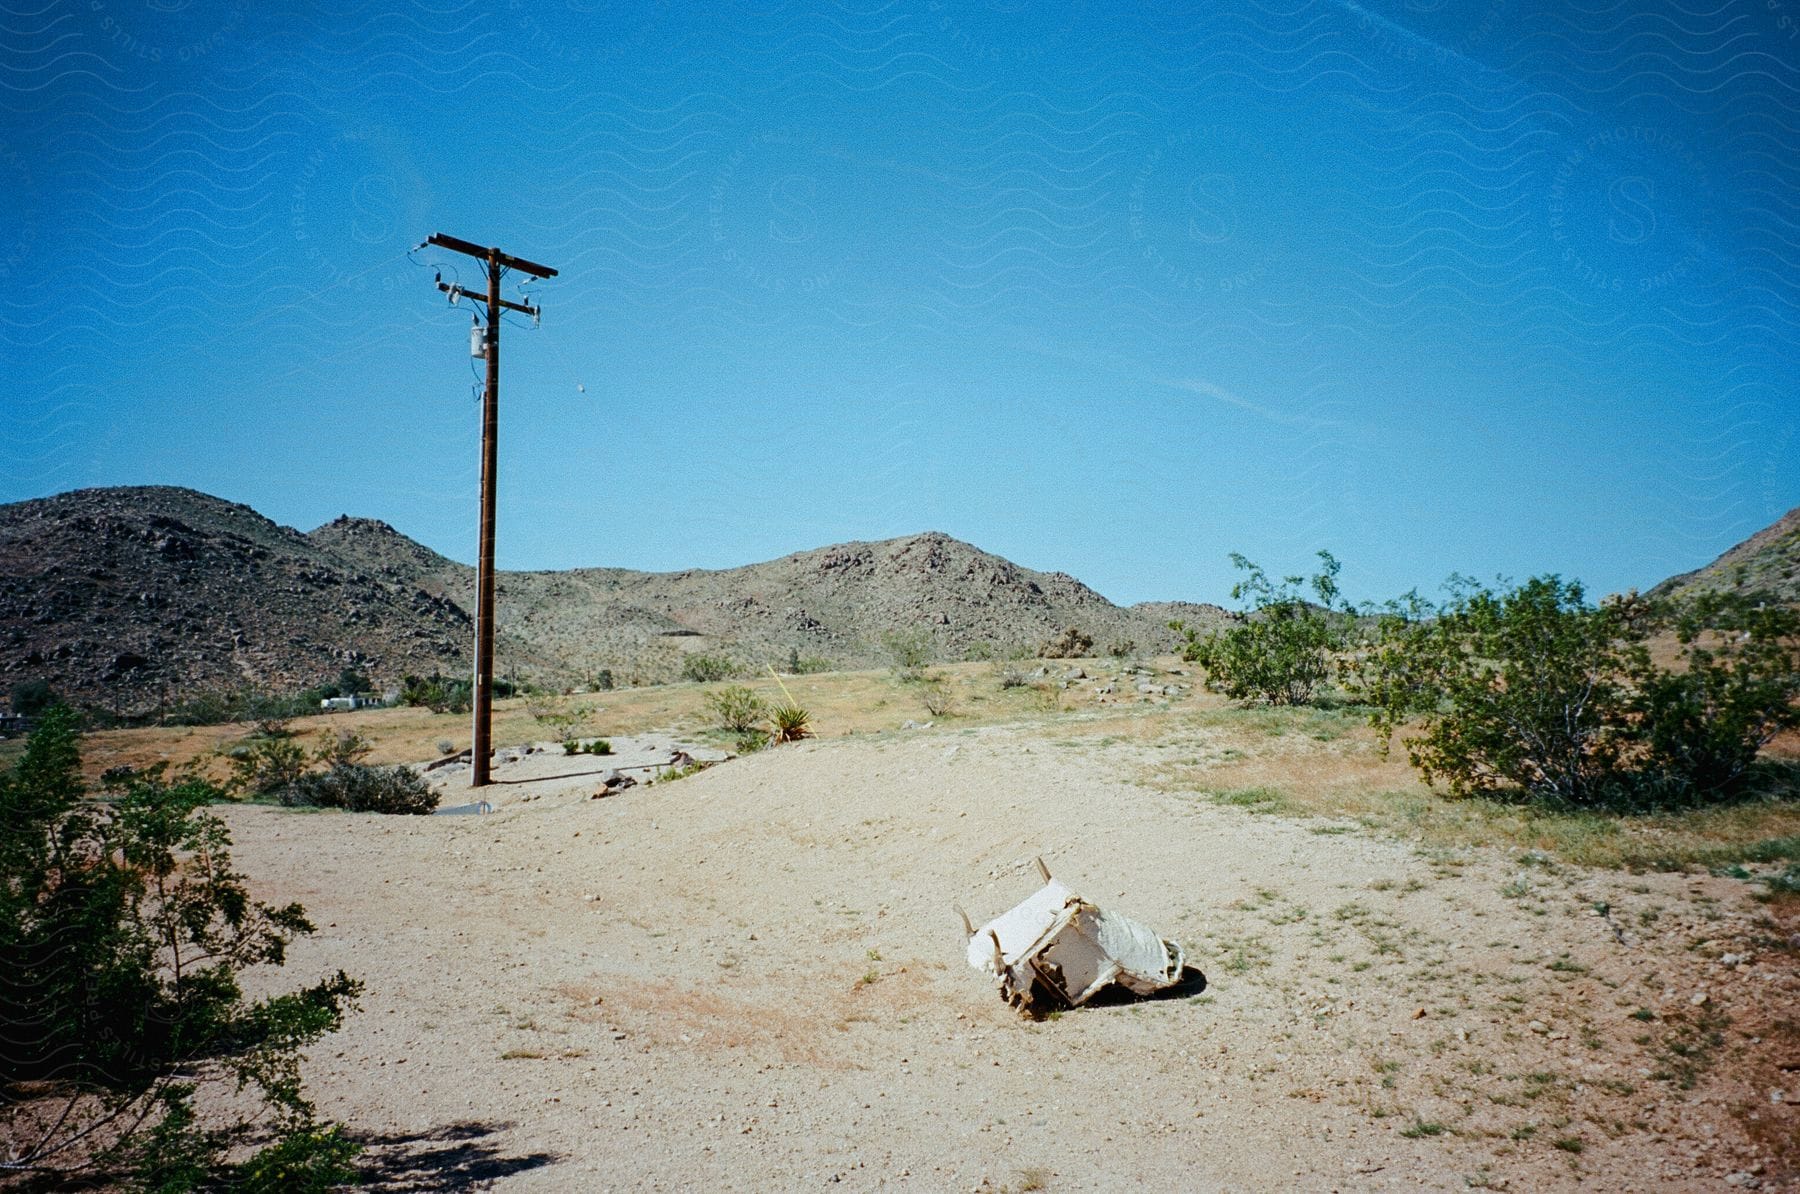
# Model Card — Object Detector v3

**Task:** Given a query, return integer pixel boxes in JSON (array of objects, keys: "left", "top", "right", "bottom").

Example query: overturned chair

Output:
[{"left": 962, "top": 858, "right": 1191, "bottom": 1014}]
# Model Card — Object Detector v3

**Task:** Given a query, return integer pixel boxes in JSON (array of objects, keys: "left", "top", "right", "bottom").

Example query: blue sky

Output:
[{"left": 3, "top": 0, "right": 1797, "bottom": 609}]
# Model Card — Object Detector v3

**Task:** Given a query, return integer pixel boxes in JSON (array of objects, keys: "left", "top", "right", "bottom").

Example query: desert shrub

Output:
[
  {"left": 583, "top": 738, "right": 612, "bottom": 755},
  {"left": 1357, "top": 576, "right": 1633, "bottom": 803},
  {"left": 1107, "top": 638, "right": 1137, "bottom": 660},
  {"left": 734, "top": 730, "right": 769, "bottom": 754},
  {"left": 792, "top": 654, "right": 833, "bottom": 675},
  {"left": 707, "top": 685, "right": 766, "bottom": 733},
  {"left": 282, "top": 763, "right": 439, "bottom": 815},
  {"left": 155, "top": 685, "right": 335, "bottom": 729},
  {"left": 228, "top": 736, "right": 309, "bottom": 799},
  {"left": 882, "top": 628, "right": 935, "bottom": 681},
  {"left": 9, "top": 678, "right": 56, "bottom": 718},
  {"left": 1355, "top": 580, "right": 1800, "bottom": 806},
  {"left": 592, "top": 667, "right": 615, "bottom": 691},
  {"left": 1175, "top": 551, "right": 1348, "bottom": 706},
  {"left": 527, "top": 697, "right": 595, "bottom": 744},
  {"left": 314, "top": 727, "right": 372, "bottom": 768},
  {"left": 0, "top": 708, "right": 362, "bottom": 1188},
  {"left": 1622, "top": 592, "right": 1800, "bottom": 797},
  {"left": 769, "top": 702, "right": 812, "bottom": 742},
  {"left": 994, "top": 660, "right": 1031, "bottom": 689},
  {"left": 320, "top": 666, "right": 372, "bottom": 699},
  {"left": 1038, "top": 627, "right": 1094, "bottom": 659},
  {"left": 399, "top": 672, "right": 471, "bottom": 714},
  {"left": 435, "top": 738, "right": 455, "bottom": 756},
  {"left": 160, "top": 689, "right": 241, "bottom": 726},
  {"left": 919, "top": 681, "right": 955, "bottom": 718},
  {"left": 681, "top": 652, "right": 736, "bottom": 683}
]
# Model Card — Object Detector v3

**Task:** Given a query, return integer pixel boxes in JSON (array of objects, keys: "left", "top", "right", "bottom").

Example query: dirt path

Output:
[{"left": 226, "top": 723, "right": 1797, "bottom": 1191}]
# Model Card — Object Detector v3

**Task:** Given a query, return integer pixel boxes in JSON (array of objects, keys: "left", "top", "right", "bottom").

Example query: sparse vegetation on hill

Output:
[{"left": 1650, "top": 504, "right": 1800, "bottom": 604}]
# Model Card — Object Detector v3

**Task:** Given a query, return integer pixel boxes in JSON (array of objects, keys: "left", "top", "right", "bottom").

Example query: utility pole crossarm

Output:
[
  {"left": 436, "top": 279, "right": 538, "bottom": 317},
  {"left": 426, "top": 232, "right": 559, "bottom": 280}
]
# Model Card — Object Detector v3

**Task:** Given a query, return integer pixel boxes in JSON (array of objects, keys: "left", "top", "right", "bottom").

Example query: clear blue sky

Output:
[{"left": 4, "top": 1, "right": 1797, "bottom": 609}]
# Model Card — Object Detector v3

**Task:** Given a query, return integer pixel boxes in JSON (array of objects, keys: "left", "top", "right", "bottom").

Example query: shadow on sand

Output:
[
  {"left": 1081, "top": 964, "right": 1210, "bottom": 1009},
  {"left": 353, "top": 1120, "right": 558, "bottom": 1191}
]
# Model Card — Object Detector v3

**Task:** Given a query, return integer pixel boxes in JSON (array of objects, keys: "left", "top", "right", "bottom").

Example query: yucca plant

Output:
[
  {"left": 765, "top": 667, "right": 813, "bottom": 743},
  {"left": 769, "top": 701, "right": 812, "bottom": 742}
]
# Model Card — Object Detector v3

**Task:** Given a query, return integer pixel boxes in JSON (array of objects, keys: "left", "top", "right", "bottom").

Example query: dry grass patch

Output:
[{"left": 1140, "top": 702, "right": 1800, "bottom": 873}]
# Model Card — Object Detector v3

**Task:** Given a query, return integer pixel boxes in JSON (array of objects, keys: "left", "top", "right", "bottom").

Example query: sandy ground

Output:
[{"left": 223, "top": 722, "right": 1798, "bottom": 1192}]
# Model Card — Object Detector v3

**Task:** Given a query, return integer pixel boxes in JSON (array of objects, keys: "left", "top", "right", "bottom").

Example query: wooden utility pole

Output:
[{"left": 422, "top": 232, "right": 558, "bottom": 787}]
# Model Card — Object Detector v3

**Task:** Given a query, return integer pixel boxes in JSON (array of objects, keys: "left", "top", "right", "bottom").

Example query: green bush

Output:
[
  {"left": 1357, "top": 576, "right": 1631, "bottom": 803},
  {"left": 161, "top": 685, "right": 333, "bottom": 729},
  {"left": 9, "top": 678, "right": 56, "bottom": 718},
  {"left": 1623, "top": 592, "right": 1800, "bottom": 797},
  {"left": 1355, "top": 580, "right": 1800, "bottom": 806},
  {"left": 1175, "top": 551, "right": 1348, "bottom": 706},
  {"left": 706, "top": 685, "right": 766, "bottom": 733},
  {"left": 282, "top": 763, "right": 439, "bottom": 815},
  {"left": 0, "top": 708, "right": 361, "bottom": 1187},
  {"left": 320, "top": 666, "right": 372, "bottom": 699},
  {"left": 882, "top": 628, "right": 935, "bottom": 681},
  {"left": 681, "top": 653, "right": 736, "bottom": 683},
  {"left": 228, "top": 736, "right": 309, "bottom": 799},
  {"left": 399, "top": 672, "right": 472, "bottom": 714},
  {"left": 583, "top": 738, "right": 612, "bottom": 755}
]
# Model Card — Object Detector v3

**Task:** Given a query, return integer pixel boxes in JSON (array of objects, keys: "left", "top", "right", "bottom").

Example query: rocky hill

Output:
[
  {"left": 0, "top": 488, "right": 472, "bottom": 716},
  {"left": 1648, "top": 505, "right": 1800, "bottom": 603},
  {"left": 2, "top": 487, "right": 1225, "bottom": 715},
  {"left": 307, "top": 517, "right": 1227, "bottom": 682}
]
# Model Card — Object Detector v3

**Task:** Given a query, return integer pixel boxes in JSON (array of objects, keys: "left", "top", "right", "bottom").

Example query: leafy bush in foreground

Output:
[
  {"left": 1354, "top": 579, "right": 1800, "bottom": 806},
  {"left": 1624, "top": 591, "right": 1800, "bottom": 797},
  {"left": 0, "top": 708, "right": 361, "bottom": 1188},
  {"left": 1357, "top": 576, "right": 1635, "bottom": 803},
  {"left": 282, "top": 762, "right": 439, "bottom": 815}
]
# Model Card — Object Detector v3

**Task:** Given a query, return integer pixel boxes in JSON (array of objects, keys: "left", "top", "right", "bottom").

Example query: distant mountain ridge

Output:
[
  {"left": 1648, "top": 506, "right": 1800, "bottom": 603},
  {"left": 1, "top": 487, "right": 1225, "bottom": 715}
]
